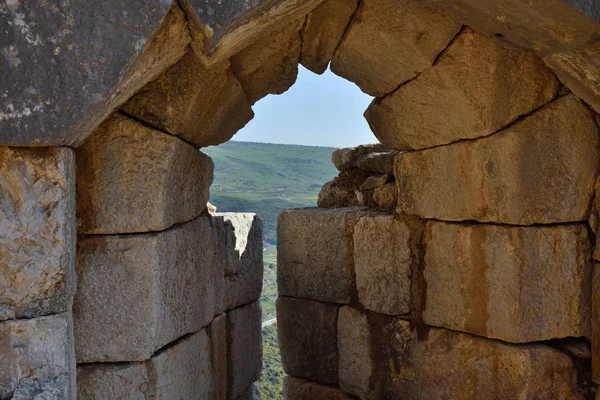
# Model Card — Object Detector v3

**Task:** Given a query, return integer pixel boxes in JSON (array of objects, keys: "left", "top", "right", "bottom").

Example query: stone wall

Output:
[{"left": 277, "top": 23, "right": 600, "bottom": 400}]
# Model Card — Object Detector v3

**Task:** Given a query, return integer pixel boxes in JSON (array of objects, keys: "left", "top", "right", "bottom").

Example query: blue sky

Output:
[{"left": 233, "top": 66, "right": 378, "bottom": 148}]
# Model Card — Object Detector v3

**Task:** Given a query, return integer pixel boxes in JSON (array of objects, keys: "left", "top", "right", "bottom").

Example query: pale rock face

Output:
[
  {"left": 283, "top": 376, "right": 357, "bottom": 399},
  {"left": 337, "top": 307, "right": 373, "bottom": 399},
  {"left": 396, "top": 95, "right": 600, "bottom": 224},
  {"left": 77, "top": 329, "right": 213, "bottom": 399},
  {"left": 278, "top": 207, "right": 367, "bottom": 303},
  {"left": 332, "top": 143, "right": 388, "bottom": 171},
  {"left": 227, "top": 302, "right": 262, "bottom": 399},
  {"left": 355, "top": 151, "right": 397, "bottom": 174},
  {"left": 76, "top": 114, "right": 214, "bottom": 235},
  {"left": 423, "top": 221, "right": 592, "bottom": 343},
  {"left": 277, "top": 297, "right": 339, "bottom": 384},
  {"left": 0, "top": 314, "right": 75, "bottom": 400},
  {"left": 211, "top": 213, "right": 264, "bottom": 314},
  {"left": 121, "top": 49, "right": 254, "bottom": 148},
  {"left": 230, "top": 20, "right": 303, "bottom": 105},
  {"left": 331, "top": 0, "right": 462, "bottom": 97},
  {"left": 354, "top": 214, "right": 420, "bottom": 315},
  {"left": 73, "top": 217, "right": 215, "bottom": 363},
  {"left": 366, "top": 28, "right": 559, "bottom": 151},
  {"left": 359, "top": 174, "right": 390, "bottom": 191},
  {"left": 372, "top": 183, "right": 398, "bottom": 212},
  {"left": 300, "top": 0, "right": 359, "bottom": 74},
  {"left": 0, "top": 147, "right": 75, "bottom": 321}
]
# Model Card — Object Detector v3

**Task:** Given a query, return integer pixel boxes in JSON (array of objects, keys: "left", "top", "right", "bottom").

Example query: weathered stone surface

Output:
[
  {"left": 278, "top": 207, "right": 367, "bottom": 303},
  {"left": 429, "top": 0, "right": 600, "bottom": 56},
  {"left": 0, "top": 2, "right": 190, "bottom": 146},
  {"left": 300, "top": 0, "right": 358, "bottom": 74},
  {"left": 76, "top": 114, "right": 214, "bottom": 234},
  {"left": 284, "top": 377, "right": 357, "bottom": 400},
  {"left": 366, "top": 28, "right": 559, "bottom": 151},
  {"left": 227, "top": 301, "right": 262, "bottom": 399},
  {"left": 331, "top": 0, "right": 462, "bottom": 97},
  {"left": 235, "top": 384, "right": 262, "bottom": 400},
  {"left": 396, "top": 95, "right": 599, "bottom": 224},
  {"left": 0, "top": 314, "right": 75, "bottom": 400},
  {"left": 392, "top": 326, "right": 579, "bottom": 399},
  {"left": 593, "top": 263, "right": 600, "bottom": 383},
  {"left": 77, "top": 328, "right": 213, "bottom": 399},
  {"left": 318, "top": 169, "right": 370, "bottom": 209},
  {"left": 74, "top": 217, "right": 215, "bottom": 363},
  {"left": 354, "top": 215, "right": 419, "bottom": 315},
  {"left": 545, "top": 40, "right": 600, "bottom": 114},
  {"left": 230, "top": 21, "right": 303, "bottom": 105},
  {"left": 337, "top": 307, "right": 373, "bottom": 399},
  {"left": 372, "top": 183, "right": 397, "bottom": 212},
  {"left": 212, "top": 213, "right": 264, "bottom": 314},
  {"left": 121, "top": 49, "right": 254, "bottom": 148},
  {"left": 359, "top": 174, "right": 390, "bottom": 191},
  {"left": 424, "top": 221, "right": 592, "bottom": 343},
  {"left": 332, "top": 143, "right": 388, "bottom": 171},
  {"left": 277, "top": 297, "right": 339, "bottom": 384},
  {"left": 356, "top": 151, "right": 397, "bottom": 174},
  {"left": 0, "top": 147, "right": 75, "bottom": 321},
  {"left": 208, "top": 314, "right": 227, "bottom": 400}
]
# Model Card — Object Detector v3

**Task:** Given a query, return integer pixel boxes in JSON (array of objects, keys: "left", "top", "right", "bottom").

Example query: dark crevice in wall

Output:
[{"left": 544, "top": 337, "right": 596, "bottom": 399}]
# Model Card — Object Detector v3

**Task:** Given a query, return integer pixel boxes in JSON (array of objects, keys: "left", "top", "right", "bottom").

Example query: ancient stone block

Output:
[
  {"left": 212, "top": 213, "right": 264, "bottom": 314},
  {"left": 227, "top": 301, "right": 262, "bottom": 399},
  {"left": 424, "top": 221, "right": 592, "bottom": 343},
  {"left": 234, "top": 384, "right": 262, "bottom": 400},
  {"left": 284, "top": 377, "right": 357, "bottom": 400},
  {"left": 230, "top": 21, "right": 303, "bottom": 105},
  {"left": 356, "top": 151, "right": 397, "bottom": 174},
  {"left": 337, "top": 307, "right": 373, "bottom": 399},
  {"left": 278, "top": 207, "right": 367, "bottom": 303},
  {"left": 332, "top": 143, "right": 388, "bottom": 171},
  {"left": 0, "top": 314, "right": 75, "bottom": 400},
  {"left": 366, "top": 28, "right": 559, "bottom": 151},
  {"left": 121, "top": 50, "right": 254, "bottom": 148},
  {"left": 354, "top": 215, "right": 420, "bottom": 315},
  {"left": 277, "top": 297, "right": 339, "bottom": 384},
  {"left": 76, "top": 114, "right": 214, "bottom": 234},
  {"left": 77, "top": 329, "right": 213, "bottom": 399},
  {"left": 0, "top": 147, "right": 75, "bottom": 321},
  {"left": 331, "top": 0, "right": 462, "bottom": 97},
  {"left": 300, "top": 0, "right": 359, "bottom": 74},
  {"left": 372, "top": 183, "right": 397, "bottom": 213},
  {"left": 0, "top": 1, "right": 189, "bottom": 146},
  {"left": 593, "top": 263, "right": 600, "bottom": 383},
  {"left": 545, "top": 39, "right": 600, "bottom": 114},
  {"left": 396, "top": 95, "right": 599, "bottom": 224},
  {"left": 318, "top": 169, "right": 370, "bottom": 209},
  {"left": 208, "top": 314, "right": 227, "bottom": 400},
  {"left": 74, "top": 217, "right": 215, "bottom": 363},
  {"left": 359, "top": 174, "right": 390, "bottom": 191}
]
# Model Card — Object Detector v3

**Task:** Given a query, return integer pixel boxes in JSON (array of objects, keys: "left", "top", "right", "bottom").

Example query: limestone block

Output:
[
  {"left": 227, "top": 301, "right": 262, "bottom": 399},
  {"left": 0, "top": 147, "right": 75, "bottom": 321},
  {"left": 355, "top": 151, "right": 397, "bottom": 174},
  {"left": 337, "top": 307, "right": 373, "bottom": 399},
  {"left": 283, "top": 377, "right": 357, "bottom": 399},
  {"left": 365, "top": 28, "right": 559, "bottom": 151},
  {"left": 331, "top": 0, "right": 462, "bottom": 97},
  {"left": 212, "top": 213, "right": 264, "bottom": 314},
  {"left": 0, "top": 314, "right": 75, "bottom": 400},
  {"left": 396, "top": 95, "right": 600, "bottom": 224},
  {"left": 359, "top": 174, "right": 390, "bottom": 191},
  {"left": 277, "top": 297, "right": 339, "bottom": 384},
  {"left": 121, "top": 50, "right": 254, "bottom": 148},
  {"left": 545, "top": 39, "right": 600, "bottom": 114},
  {"left": 424, "top": 221, "right": 592, "bottom": 343},
  {"left": 300, "top": 0, "right": 359, "bottom": 74},
  {"left": 0, "top": 1, "right": 189, "bottom": 146},
  {"left": 278, "top": 207, "right": 367, "bottom": 304},
  {"left": 208, "top": 314, "right": 227, "bottom": 400},
  {"left": 74, "top": 217, "right": 215, "bottom": 363},
  {"left": 332, "top": 143, "right": 388, "bottom": 171},
  {"left": 593, "top": 263, "right": 600, "bottom": 383},
  {"left": 317, "top": 169, "right": 370, "bottom": 209},
  {"left": 76, "top": 114, "right": 214, "bottom": 234},
  {"left": 77, "top": 328, "right": 213, "bottom": 399},
  {"left": 354, "top": 214, "right": 420, "bottom": 315},
  {"left": 372, "top": 183, "right": 397, "bottom": 212},
  {"left": 230, "top": 21, "right": 303, "bottom": 105}
]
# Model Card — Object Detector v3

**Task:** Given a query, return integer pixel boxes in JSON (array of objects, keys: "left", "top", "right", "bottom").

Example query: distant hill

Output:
[{"left": 203, "top": 141, "right": 338, "bottom": 245}]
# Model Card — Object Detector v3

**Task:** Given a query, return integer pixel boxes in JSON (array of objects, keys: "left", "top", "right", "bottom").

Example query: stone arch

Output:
[{"left": 2, "top": 0, "right": 600, "bottom": 399}]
